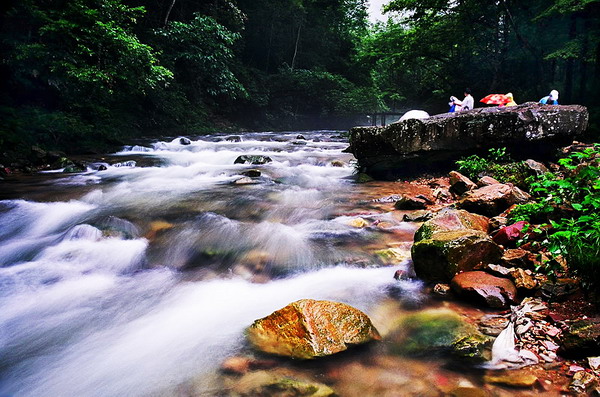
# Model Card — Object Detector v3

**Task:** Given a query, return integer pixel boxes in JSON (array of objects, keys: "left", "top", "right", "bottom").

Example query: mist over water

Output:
[{"left": 0, "top": 131, "right": 416, "bottom": 396}]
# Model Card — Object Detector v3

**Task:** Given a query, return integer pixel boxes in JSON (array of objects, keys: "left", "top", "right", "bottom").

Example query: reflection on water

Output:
[{"left": 0, "top": 132, "right": 423, "bottom": 396}]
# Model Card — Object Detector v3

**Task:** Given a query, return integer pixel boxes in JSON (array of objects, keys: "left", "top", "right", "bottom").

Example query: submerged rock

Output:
[
  {"left": 389, "top": 308, "right": 489, "bottom": 361},
  {"left": 228, "top": 370, "right": 336, "bottom": 397},
  {"left": 560, "top": 317, "right": 600, "bottom": 358},
  {"left": 247, "top": 299, "right": 380, "bottom": 359},
  {"left": 451, "top": 271, "right": 517, "bottom": 308},
  {"left": 234, "top": 155, "right": 273, "bottom": 165},
  {"left": 412, "top": 230, "right": 502, "bottom": 283},
  {"left": 348, "top": 103, "right": 589, "bottom": 179}
]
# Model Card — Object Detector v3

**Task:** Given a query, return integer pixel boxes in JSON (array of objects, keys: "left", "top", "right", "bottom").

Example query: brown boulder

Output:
[
  {"left": 394, "top": 195, "right": 428, "bottom": 210},
  {"left": 412, "top": 230, "right": 503, "bottom": 283},
  {"left": 477, "top": 176, "right": 501, "bottom": 187},
  {"left": 449, "top": 171, "right": 477, "bottom": 196},
  {"left": 502, "top": 248, "right": 536, "bottom": 269},
  {"left": 451, "top": 271, "right": 518, "bottom": 308},
  {"left": 458, "top": 184, "right": 531, "bottom": 216},
  {"left": 414, "top": 208, "right": 490, "bottom": 242},
  {"left": 247, "top": 299, "right": 380, "bottom": 359}
]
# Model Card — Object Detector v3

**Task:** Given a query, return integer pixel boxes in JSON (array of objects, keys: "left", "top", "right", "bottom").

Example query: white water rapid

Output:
[{"left": 0, "top": 132, "right": 418, "bottom": 396}]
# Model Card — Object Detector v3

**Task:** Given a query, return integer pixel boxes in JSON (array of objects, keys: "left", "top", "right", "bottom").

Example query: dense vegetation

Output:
[
  {"left": 457, "top": 145, "right": 600, "bottom": 289},
  {"left": 1, "top": 0, "right": 599, "bottom": 156}
]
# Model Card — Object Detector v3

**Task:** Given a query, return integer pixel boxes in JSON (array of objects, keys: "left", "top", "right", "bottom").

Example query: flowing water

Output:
[{"left": 0, "top": 132, "right": 489, "bottom": 396}]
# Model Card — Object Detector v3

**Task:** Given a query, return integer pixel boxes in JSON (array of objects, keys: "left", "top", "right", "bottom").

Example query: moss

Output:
[{"left": 390, "top": 309, "right": 488, "bottom": 362}]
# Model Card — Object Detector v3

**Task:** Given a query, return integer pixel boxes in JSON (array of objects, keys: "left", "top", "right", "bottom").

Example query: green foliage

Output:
[
  {"left": 511, "top": 144, "right": 600, "bottom": 287},
  {"left": 154, "top": 14, "right": 245, "bottom": 99},
  {"left": 455, "top": 147, "right": 528, "bottom": 187},
  {"left": 456, "top": 154, "right": 490, "bottom": 180}
]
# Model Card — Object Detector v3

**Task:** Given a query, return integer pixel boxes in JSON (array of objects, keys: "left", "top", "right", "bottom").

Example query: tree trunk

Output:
[
  {"left": 291, "top": 21, "right": 302, "bottom": 70},
  {"left": 163, "top": 0, "right": 176, "bottom": 28}
]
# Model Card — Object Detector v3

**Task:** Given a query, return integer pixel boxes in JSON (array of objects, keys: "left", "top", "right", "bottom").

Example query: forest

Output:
[{"left": 1, "top": 0, "right": 599, "bottom": 155}]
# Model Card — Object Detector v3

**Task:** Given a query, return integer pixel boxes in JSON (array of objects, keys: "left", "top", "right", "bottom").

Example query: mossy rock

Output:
[
  {"left": 411, "top": 230, "right": 502, "bottom": 283},
  {"left": 389, "top": 308, "right": 489, "bottom": 362},
  {"left": 228, "top": 370, "right": 336, "bottom": 397}
]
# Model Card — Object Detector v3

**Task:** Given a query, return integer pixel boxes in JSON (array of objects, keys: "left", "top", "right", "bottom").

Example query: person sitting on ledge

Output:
[{"left": 539, "top": 89, "right": 559, "bottom": 105}]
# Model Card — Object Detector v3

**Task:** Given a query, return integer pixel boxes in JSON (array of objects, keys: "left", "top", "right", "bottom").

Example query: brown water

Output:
[{"left": 0, "top": 132, "right": 560, "bottom": 396}]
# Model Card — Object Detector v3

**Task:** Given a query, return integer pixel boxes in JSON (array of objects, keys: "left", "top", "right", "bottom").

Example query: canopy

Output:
[{"left": 480, "top": 94, "right": 511, "bottom": 105}]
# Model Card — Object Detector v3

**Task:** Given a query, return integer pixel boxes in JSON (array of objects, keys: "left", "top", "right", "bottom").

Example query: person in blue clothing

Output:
[{"left": 539, "top": 90, "right": 559, "bottom": 105}]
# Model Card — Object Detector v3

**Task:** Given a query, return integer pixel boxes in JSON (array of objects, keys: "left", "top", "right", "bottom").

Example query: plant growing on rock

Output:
[{"left": 456, "top": 147, "right": 529, "bottom": 188}]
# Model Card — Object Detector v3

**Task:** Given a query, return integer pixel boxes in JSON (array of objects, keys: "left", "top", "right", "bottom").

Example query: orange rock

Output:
[{"left": 247, "top": 299, "right": 380, "bottom": 359}]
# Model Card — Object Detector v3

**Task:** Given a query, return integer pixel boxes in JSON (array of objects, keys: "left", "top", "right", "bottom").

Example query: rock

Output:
[
  {"left": 569, "top": 371, "right": 598, "bottom": 394},
  {"left": 477, "top": 176, "right": 500, "bottom": 187},
  {"left": 234, "top": 155, "right": 273, "bottom": 165},
  {"left": 233, "top": 176, "right": 260, "bottom": 185},
  {"left": 502, "top": 248, "right": 535, "bottom": 269},
  {"left": 242, "top": 169, "right": 262, "bottom": 177},
  {"left": 389, "top": 308, "right": 489, "bottom": 361},
  {"left": 296, "top": 134, "right": 306, "bottom": 140},
  {"left": 479, "top": 315, "right": 509, "bottom": 336},
  {"left": 433, "top": 283, "right": 452, "bottom": 297},
  {"left": 458, "top": 184, "right": 531, "bottom": 217},
  {"left": 63, "top": 164, "right": 87, "bottom": 173},
  {"left": 560, "top": 318, "right": 600, "bottom": 358},
  {"left": 348, "top": 103, "right": 589, "bottom": 179},
  {"left": 510, "top": 268, "right": 537, "bottom": 290},
  {"left": 247, "top": 299, "right": 380, "bottom": 359},
  {"left": 402, "top": 211, "right": 433, "bottom": 222},
  {"left": 451, "top": 271, "right": 518, "bottom": 308},
  {"left": 394, "top": 269, "right": 413, "bottom": 280},
  {"left": 330, "top": 160, "right": 344, "bottom": 167},
  {"left": 376, "top": 247, "right": 411, "bottom": 265},
  {"left": 484, "top": 373, "right": 538, "bottom": 388},
  {"left": 492, "top": 221, "right": 529, "bottom": 246},
  {"left": 347, "top": 217, "right": 369, "bottom": 228},
  {"left": 96, "top": 216, "right": 140, "bottom": 239},
  {"left": 229, "top": 370, "right": 336, "bottom": 397},
  {"left": 414, "top": 208, "right": 490, "bottom": 242},
  {"left": 225, "top": 135, "right": 242, "bottom": 142},
  {"left": 539, "top": 278, "right": 579, "bottom": 302},
  {"left": 449, "top": 171, "right": 477, "bottom": 196},
  {"left": 220, "top": 356, "right": 278, "bottom": 375},
  {"left": 179, "top": 137, "right": 191, "bottom": 145},
  {"left": 412, "top": 230, "right": 502, "bottom": 283},
  {"left": 524, "top": 159, "right": 549, "bottom": 176},
  {"left": 590, "top": 357, "right": 600, "bottom": 374},
  {"left": 394, "top": 195, "right": 428, "bottom": 210},
  {"left": 448, "top": 386, "right": 487, "bottom": 397}
]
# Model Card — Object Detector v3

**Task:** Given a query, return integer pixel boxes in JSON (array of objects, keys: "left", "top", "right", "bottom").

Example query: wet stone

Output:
[{"left": 479, "top": 315, "right": 509, "bottom": 336}]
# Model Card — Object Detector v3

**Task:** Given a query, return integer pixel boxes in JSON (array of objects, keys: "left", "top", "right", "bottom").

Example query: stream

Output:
[{"left": 0, "top": 131, "right": 493, "bottom": 396}]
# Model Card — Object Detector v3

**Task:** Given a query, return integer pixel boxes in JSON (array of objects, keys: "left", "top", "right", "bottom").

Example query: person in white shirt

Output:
[{"left": 452, "top": 88, "right": 474, "bottom": 111}]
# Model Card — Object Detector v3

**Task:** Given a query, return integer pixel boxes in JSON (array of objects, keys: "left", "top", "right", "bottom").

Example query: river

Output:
[{"left": 0, "top": 131, "right": 486, "bottom": 396}]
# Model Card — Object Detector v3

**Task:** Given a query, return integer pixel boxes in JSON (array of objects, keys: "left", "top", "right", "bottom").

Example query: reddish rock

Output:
[
  {"left": 414, "top": 208, "right": 490, "bottom": 242},
  {"left": 449, "top": 171, "right": 477, "bottom": 196},
  {"left": 451, "top": 271, "right": 518, "bottom": 308},
  {"left": 493, "top": 221, "right": 529, "bottom": 246},
  {"left": 394, "top": 195, "right": 428, "bottom": 210},
  {"left": 458, "top": 184, "right": 531, "bottom": 217},
  {"left": 247, "top": 299, "right": 381, "bottom": 359},
  {"left": 477, "top": 176, "right": 500, "bottom": 187}
]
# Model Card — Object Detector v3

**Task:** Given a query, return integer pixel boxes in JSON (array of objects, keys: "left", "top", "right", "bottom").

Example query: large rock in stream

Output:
[
  {"left": 247, "top": 299, "right": 381, "bottom": 359},
  {"left": 348, "top": 103, "right": 588, "bottom": 179}
]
